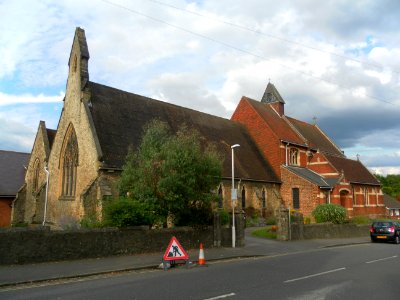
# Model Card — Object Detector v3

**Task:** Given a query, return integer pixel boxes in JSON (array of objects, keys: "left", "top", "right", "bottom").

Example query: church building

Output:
[
  {"left": 232, "top": 83, "right": 385, "bottom": 218},
  {"left": 13, "top": 28, "right": 281, "bottom": 228}
]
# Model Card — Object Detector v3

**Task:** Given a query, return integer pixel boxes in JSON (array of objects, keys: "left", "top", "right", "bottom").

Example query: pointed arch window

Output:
[
  {"left": 33, "top": 158, "right": 40, "bottom": 193},
  {"left": 218, "top": 185, "right": 223, "bottom": 209},
  {"left": 241, "top": 186, "right": 246, "bottom": 209},
  {"left": 262, "top": 189, "right": 266, "bottom": 208},
  {"left": 61, "top": 125, "right": 78, "bottom": 198}
]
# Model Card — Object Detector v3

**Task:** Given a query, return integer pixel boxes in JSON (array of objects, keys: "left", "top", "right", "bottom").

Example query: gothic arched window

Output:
[
  {"left": 61, "top": 125, "right": 78, "bottom": 198},
  {"left": 33, "top": 158, "right": 40, "bottom": 192},
  {"left": 262, "top": 189, "right": 266, "bottom": 208},
  {"left": 218, "top": 185, "right": 223, "bottom": 208},
  {"left": 241, "top": 186, "right": 246, "bottom": 209}
]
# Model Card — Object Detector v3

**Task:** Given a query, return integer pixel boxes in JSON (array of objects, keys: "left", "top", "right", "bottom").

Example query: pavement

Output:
[{"left": 0, "top": 228, "right": 370, "bottom": 288}]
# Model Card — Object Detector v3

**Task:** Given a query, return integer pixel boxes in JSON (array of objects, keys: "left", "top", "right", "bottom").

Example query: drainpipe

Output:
[
  {"left": 43, "top": 166, "right": 49, "bottom": 226},
  {"left": 285, "top": 143, "right": 288, "bottom": 166}
]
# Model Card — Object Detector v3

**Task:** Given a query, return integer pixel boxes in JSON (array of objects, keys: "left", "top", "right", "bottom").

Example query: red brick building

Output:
[{"left": 232, "top": 82, "right": 385, "bottom": 219}]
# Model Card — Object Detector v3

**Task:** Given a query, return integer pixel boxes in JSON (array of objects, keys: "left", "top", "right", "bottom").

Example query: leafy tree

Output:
[
  {"left": 375, "top": 174, "right": 400, "bottom": 199},
  {"left": 118, "top": 119, "right": 223, "bottom": 226}
]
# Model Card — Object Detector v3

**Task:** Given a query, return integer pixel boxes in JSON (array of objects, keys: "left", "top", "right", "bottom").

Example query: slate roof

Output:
[
  {"left": 284, "top": 166, "right": 334, "bottom": 188},
  {"left": 325, "top": 154, "right": 380, "bottom": 185},
  {"left": 243, "top": 97, "right": 306, "bottom": 146},
  {"left": 384, "top": 194, "right": 400, "bottom": 209},
  {"left": 88, "top": 82, "right": 280, "bottom": 183},
  {"left": 0, "top": 150, "right": 30, "bottom": 197},
  {"left": 286, "top": 117, "right": 344, "bottom": 157},
  {"left": 261, "top": 82, "right": 285, "bottom": 104},
  {"left": 46, "top": 129, "right": 57, "bottom": 149}
]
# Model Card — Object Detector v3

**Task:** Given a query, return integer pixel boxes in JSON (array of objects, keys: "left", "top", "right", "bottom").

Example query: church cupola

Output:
[{"left": 261, "top": 82, "right": 285, "bottom": 116}]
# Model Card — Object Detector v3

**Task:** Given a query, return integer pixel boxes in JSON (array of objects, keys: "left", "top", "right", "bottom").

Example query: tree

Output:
[
  {"left": 118, "top": 119, "right": 223, "bottom": 226},
  {"left": 375, "top": 174, "right": 400, "bottom": 199}
]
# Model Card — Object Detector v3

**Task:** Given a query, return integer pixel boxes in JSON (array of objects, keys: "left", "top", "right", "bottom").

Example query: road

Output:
[{"left": 2, "top": 242, "right": 400, "bottom": 299}]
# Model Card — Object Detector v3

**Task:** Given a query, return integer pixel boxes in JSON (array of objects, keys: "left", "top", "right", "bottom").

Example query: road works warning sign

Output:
[{"left": 163, "top": 236, "right": 189, "bottom": 261}]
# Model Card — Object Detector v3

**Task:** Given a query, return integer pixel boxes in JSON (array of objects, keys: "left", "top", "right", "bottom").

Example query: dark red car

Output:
[{"left": 370, "top": 221, "right": 400, "bottom": 244}]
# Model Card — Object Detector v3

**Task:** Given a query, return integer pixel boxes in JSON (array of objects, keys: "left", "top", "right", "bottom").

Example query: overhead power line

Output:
[
  {"left": 147, "top": 0, "right": 399, "bottom": 75},
  {"left": 100, "top": 0, "right": 398, "bottom": 106}
]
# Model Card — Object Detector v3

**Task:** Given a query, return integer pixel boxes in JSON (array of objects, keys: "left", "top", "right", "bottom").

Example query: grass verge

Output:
[{"left": 251, "top": 227, "right": 277, "bottom": 239}]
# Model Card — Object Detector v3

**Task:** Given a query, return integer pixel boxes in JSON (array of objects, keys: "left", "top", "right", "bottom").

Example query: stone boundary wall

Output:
[
  {"left": 0, "top": 213, "right": 245, "bottom": 265},
  {"left": 290, "top": 223, "right": 370, "bottom": 240},
  {"left": 0, "top": 226, "right": 238, "bottom": 265}
]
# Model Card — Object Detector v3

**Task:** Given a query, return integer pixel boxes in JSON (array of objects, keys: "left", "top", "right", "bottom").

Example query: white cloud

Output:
[
  {"left": 0, "top": 92, "right": 64, "bottom": 106},
  {"left": 0, "top": 0, "right": 400, "bottom": 173}
]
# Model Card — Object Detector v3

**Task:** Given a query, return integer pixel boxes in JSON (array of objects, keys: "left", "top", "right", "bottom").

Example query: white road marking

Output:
[
  {"left": 204, "top": 292, "right": 236, "bottom": 300},
  {"left": 284, "top": 267, "right": 346, "bottom": 283},
  {"left": 366, "top": 255, "right": 397, "bottom": 264}
]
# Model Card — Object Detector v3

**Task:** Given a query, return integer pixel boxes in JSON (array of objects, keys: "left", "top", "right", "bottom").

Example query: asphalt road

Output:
[{"left": 2, "top": 242, "right": 400, "bottom": 300}]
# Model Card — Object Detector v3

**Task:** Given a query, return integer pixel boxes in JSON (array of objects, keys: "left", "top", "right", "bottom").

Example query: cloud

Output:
[
  {"left": 0, "top": 92, "right": 64, "bottom": 106},
  {"left": 1, "top": 0, "right": 400, "bottom": 175}
]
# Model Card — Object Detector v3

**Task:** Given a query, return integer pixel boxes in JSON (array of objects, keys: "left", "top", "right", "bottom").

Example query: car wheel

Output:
[
  {"left": 395, "top": 235, "right": 400, "bottom": 245},
  {"left": 371, "top": 237, "right": 376, "bottom": 243}
]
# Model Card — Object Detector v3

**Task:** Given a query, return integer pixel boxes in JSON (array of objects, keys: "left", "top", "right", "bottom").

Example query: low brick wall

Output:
[
  {"left": 0, "top": 226, "right": 214, "bottom": 265},
  {"left": 290, "top": 223, "right": 370, "bottom": 240}
]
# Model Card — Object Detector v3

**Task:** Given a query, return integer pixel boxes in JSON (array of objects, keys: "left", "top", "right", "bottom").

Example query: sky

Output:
[{"left": 0, "top": 0, "right": 400, "bottom": 175}]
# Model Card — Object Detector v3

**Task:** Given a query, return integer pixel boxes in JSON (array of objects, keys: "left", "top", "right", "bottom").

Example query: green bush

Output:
[
  {"left": 218, "top": 209, "right": 230, "bottom": 226},
  {"left": 80, "top": 214, "right": 104, "bottom": 228},
  {"left": 103, "top": 197, "right": 155, "bottom": 227},
  {"left": 265, "top": 216, "right": 277, "bottom": 225},
  {"left": 312, "top": 204, "right": 347, "bottom": 224}
]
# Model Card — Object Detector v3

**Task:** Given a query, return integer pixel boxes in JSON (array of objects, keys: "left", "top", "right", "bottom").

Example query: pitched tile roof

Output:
[
  {"left": 243, "top": 97, "right": 306, "bottom": 146},
  {"left": 325, "top": 154, "right": 380, "bottom": 185},
  {"left": 0, "top": 150, "right": 30, "bottom": 197},
  {"left": 88, "top": 82, "right": 280, "bottom": 183},
  {"left": 286, "top": 117, "right": 344, "bottom": 157}
]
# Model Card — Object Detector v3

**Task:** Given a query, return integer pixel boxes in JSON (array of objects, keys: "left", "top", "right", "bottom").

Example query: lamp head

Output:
[{"left": 231, "top": 144, "right": 240, "bottom": 149}]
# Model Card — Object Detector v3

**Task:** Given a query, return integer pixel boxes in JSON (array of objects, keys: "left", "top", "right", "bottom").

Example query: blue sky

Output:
[{"left": 1, "top": 0, "right": 400, "bottom": 175}]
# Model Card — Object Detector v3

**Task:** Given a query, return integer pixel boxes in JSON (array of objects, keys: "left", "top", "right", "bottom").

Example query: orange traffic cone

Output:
[{"left": 198, "top": 243, "right": 206, "bottom": 265}]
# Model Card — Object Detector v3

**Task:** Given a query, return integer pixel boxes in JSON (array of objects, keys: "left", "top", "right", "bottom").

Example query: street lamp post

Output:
[{"left": 231, "top": 144, "right": 240, "bottom": 248}]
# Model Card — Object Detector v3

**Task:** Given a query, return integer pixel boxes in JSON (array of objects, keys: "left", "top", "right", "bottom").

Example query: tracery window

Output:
[
  {"left": 61, "top": 126, "right": 78, "bottom": 198},
  {"left": 289, "top": 148, "right": 299, "bottom": 166}
]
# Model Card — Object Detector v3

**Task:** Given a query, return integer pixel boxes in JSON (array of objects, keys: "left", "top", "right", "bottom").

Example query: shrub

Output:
[
  {"left": 218, "top": 209, "right": 230, "bottom": 226},
  {"left": 265, "top": 216, "right": 277, "bottom": 225},
  {"left": 80, "top": 214, "right": 104, "bottom": 228},
  {"left": 103, "top": 197, "right": 155, "bottom": 227},
  {"left": 312, "top": 204, "right": 347, "bottom": 224}
]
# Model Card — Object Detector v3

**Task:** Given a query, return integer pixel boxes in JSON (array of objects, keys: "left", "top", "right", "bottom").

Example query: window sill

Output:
[{"left": 59, "top": 196, "right": 75, "bottom": 201}]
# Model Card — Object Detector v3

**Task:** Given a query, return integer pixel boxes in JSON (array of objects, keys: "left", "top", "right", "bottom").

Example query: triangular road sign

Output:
[{"left": 163, "top": 236, "right": 189, "bottom": 261}]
